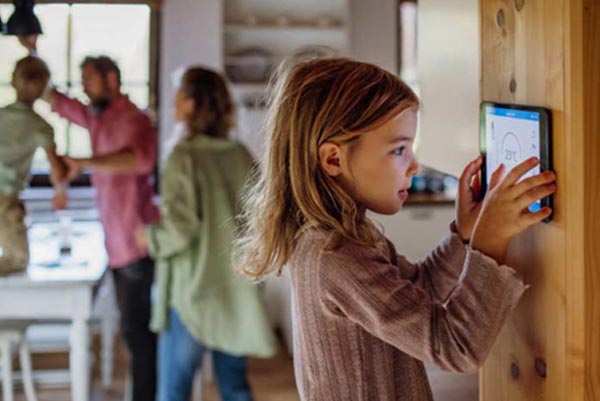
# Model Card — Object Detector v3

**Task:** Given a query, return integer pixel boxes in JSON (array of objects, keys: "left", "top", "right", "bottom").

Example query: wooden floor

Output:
[{"left": 11, "top": 335, "right": 477, "bottom": 401}]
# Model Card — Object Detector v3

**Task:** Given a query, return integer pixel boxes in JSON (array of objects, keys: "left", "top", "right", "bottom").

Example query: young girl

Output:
[
  {"left": 136, "top": 67, "right": 277, "bottom": 401},
  {"left": 236, "top": 58, "right": 557, "bottom": 400}
]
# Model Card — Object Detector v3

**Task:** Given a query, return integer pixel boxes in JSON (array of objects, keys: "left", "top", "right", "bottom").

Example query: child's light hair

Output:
[
  {"left": 236, "top": 57, "right": 419, "bottom": 279},
  {"left": 12, "top": 56, "right": 50, "bottom": 103}
]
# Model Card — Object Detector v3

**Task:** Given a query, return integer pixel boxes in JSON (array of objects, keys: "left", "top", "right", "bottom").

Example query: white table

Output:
[{"left": 0, "top": 221, "right": 108, "bottom": 401}]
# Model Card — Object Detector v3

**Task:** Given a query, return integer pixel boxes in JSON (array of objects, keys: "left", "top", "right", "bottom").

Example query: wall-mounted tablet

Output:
[{"left": 480, "top": 101, "right": 553, "bottom": 223}]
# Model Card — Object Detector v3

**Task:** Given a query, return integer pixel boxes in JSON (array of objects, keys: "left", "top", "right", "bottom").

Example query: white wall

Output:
[
  {"left": 349, "top": 0, "right": 480, "bottom": 176},
  {"left": 416, "top": 0, "right": 480, "bottom": 176},
  {"left": 158, "top": 0, "right": 479, "bottom": 176},
  {"left": 349, "top": 0, "right": 397, "bottom": 73},
  {"left": 159, "top": 0, "right": 223, "bottom": 156}
]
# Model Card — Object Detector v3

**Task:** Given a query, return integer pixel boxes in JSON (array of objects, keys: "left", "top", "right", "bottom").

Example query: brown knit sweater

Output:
[{"left": 289, "top": 227, "right": 527, "bottom": 401}]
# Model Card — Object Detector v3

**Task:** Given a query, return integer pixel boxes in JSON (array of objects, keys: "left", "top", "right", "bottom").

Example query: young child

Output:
[
  {"left": 135, "top": 67, "right": 277, "bottom": 401},
  {"left": 236, "top": 58, "right": 557, "bottom": 401},
  {"left": 0, "top": 56, "right": 67, "bottom": 275}
]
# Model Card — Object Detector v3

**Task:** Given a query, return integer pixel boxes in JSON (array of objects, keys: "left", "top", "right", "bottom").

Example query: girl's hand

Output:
[
  {"left": 135, "top": 227, "right": 148, "bottom": 252},
  {"left": 470, "top": 157, "right": 557, "bottom": 264},
  {"left": 63, "top": 157, "right": 84, "bottom": 181},
  {"left": 50, "top": 164, "right": 68, "bottom": 186},
  {"left": 51, "top": 182, "right": 68, "bottom": 211},
  {"left": 455, "top": 156, "right": 484, "bottom": 241},
  {"left": 52, "top": 191, "right": 68, "bottom": 211},
  {"left": 18, "top": 34, "right": 39, "bottom": 53}
]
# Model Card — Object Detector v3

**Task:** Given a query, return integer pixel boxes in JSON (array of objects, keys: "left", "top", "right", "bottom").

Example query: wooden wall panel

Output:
[
  {"left": 479, "top": 0, "right": 599, "bottom": 400},
  {"left": 480, "top": 0, "right": 567, "bottom": 400},
  {"left": 564, "top": 2, "right": 585, "bottom": 400},
  {"left": 583, "top": 1, "right": 600, "bottom": 399}
]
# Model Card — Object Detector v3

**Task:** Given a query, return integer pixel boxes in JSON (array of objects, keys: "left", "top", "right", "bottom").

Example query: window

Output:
[
  {"left": 397, "top": 0, "right": 421, "bottom": 152},
  {"left": 0, "top": 3, "right": 154, "bottom": 178},
  {"left": 397, "top": 0, "right": 418, "bottom": 93}
]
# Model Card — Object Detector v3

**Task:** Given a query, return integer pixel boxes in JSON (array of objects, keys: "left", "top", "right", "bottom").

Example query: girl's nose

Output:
[{"left": 407, "top": 158, "right": 420, "bottom": 177}]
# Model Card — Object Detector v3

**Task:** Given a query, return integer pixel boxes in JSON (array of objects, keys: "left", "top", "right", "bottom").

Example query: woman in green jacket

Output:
[{"left": 136, "top": 67, "right": 277, "bottom": 401}]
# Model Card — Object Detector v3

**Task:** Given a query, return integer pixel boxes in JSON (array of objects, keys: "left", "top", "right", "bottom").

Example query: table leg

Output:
[
  {"left": 19, "top": 340, "right": 38, "bottom": 401},
  {"left": 101, "top": 315, "right": 115, "bottom": 389},
  {"left": 1, "top": 339, "right": 14, "bottom": 401},
  {"left": 70, "top": 319, "right": 90, "bottom": 401}
]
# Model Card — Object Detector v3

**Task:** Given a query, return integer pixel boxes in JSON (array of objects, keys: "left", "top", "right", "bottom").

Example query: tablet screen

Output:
[{"left": 484, "top": 106, "right": 542, "bottom": 212}]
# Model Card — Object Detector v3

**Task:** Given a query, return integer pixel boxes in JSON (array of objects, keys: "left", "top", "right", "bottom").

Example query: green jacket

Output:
[{"left": 146, "top": 135, "right": 277, "bottom": 358}]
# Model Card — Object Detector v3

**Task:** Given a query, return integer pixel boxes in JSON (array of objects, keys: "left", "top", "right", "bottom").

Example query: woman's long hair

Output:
[{"left": 180, "top": 67, "right": 235, "bottom": 139}]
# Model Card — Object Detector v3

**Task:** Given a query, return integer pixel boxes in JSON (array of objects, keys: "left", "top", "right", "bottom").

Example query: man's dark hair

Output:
[{"left": 80, "top": 55, "right": 121, "bottom": 84}]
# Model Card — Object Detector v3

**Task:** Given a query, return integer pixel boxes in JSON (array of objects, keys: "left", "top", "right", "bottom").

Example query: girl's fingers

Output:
[
  {"left": 459, "top": 156, "right": 483, "bottom": 192},
  {"left": 489, "top": 164, "right": 505, "bottom": 189},
  {"left": 470, "top": 171, "right": 482, "bottom": 201},
  {"left": 510, "top": 170, "right": 556, "bottom": 198},
  {"left": 521, "top": 206, "right": 553, "bottom": 227},
  {"left": 470, "top": 171, "right": 481, "bottom": 191},
  {"left": 516, "top": 183, "right": 557, "bottom": 209},
  {"left": 500, "top": 157, "right": 540, "bottom": 188}
]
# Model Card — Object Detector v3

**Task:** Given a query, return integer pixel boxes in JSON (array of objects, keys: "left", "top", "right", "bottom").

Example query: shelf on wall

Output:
[
  {"left": 225, "top": 54, "right": 284, "bottom": 63},
  {"left": 224, "top": 23, "right": 347, "bottom": 34},
  {"left": 229, "top": 82, "right": 269, "bottom": 90}
]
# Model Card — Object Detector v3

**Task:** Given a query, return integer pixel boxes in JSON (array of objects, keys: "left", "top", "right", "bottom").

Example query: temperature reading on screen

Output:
[
  {"left": 505, "top": 150, "right": 517, "bottom": 161},
  {"left": 500, "top": 132, "right": 521, "bottom": 166}
]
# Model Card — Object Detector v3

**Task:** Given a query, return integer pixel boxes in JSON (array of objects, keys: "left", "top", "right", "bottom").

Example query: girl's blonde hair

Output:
[
  {"left": 236, "top": 57, "right": 419, "bottom": 279},
  {"left": 12, "top": 56, "right": 50, "bottom": 103},
  {"left": 180, "top": 67, "right": 235, "bottom": 139}
]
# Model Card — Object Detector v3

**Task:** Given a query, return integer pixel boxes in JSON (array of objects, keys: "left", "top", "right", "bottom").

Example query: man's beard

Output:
[{"left": 90, "top": 97, "right": 111, "bottom": 114}]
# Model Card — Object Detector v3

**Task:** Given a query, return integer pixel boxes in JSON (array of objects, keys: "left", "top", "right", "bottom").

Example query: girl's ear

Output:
[{"left": 318, "top": 142, "right": 343, "bottom": 177}]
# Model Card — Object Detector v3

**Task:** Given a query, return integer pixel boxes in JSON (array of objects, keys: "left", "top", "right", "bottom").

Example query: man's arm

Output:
[
  {"left": 66, "top": 149, "right": 140, "bottom": 175},
  {"left": 43, "top": 88, "right": 90, "bottom": 129},
  {"left": 64, "top": 113, "right": 157, "bottom": 176}
]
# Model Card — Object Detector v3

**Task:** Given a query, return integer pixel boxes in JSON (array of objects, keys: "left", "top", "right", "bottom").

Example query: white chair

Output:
[
  {"left": 0, "top": 322, "right": 38, "bottom": 401},
  {"left": 23, "top": 273, "right": 119, "bottom": 389}
]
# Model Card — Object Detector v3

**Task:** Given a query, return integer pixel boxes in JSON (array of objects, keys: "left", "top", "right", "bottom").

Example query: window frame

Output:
[
  {"left": 397, "top": 0, "right": 418, "bottom": 83},
  {"left": 0, "top": 0, "right": 162, "bottom": 188}
]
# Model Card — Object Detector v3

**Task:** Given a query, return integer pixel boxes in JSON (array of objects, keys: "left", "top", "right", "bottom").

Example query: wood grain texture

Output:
[
  {"left": 564, "top": 1, "right": 585, "bottom": 400},
  {"left": 480, "top": 0, "right": 599, "bottom": 400},
  {"left": 583, "top": 1, "right": 600, "bottom": 399},
  {"left": 480, "top": 1, "right": 567, "bottom": 400}
]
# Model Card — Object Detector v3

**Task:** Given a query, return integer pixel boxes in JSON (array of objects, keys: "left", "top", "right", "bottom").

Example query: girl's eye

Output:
[{"left": 393, "top": 147, "right": 406, "bottom": 156}]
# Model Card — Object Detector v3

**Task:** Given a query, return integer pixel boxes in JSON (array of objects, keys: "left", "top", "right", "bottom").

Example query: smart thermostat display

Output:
[{"left": 480, "top": 102, "right": 553, "bottom": 222}]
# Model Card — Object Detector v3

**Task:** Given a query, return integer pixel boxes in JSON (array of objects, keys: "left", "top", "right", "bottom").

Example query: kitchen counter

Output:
[
  {"left": 0, "top": 221, "right": 106, "bottom": 287},
  {"left": 405, "top": 192, "right": 456, "bottom": 206}
]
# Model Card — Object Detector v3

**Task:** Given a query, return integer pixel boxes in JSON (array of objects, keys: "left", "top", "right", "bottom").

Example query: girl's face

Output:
[
  {"left": 174, "top": 87, "right": 195, "bottom": 122},
  {"left": 319, "top": 108, "right": 420, "bottom": 215}
]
